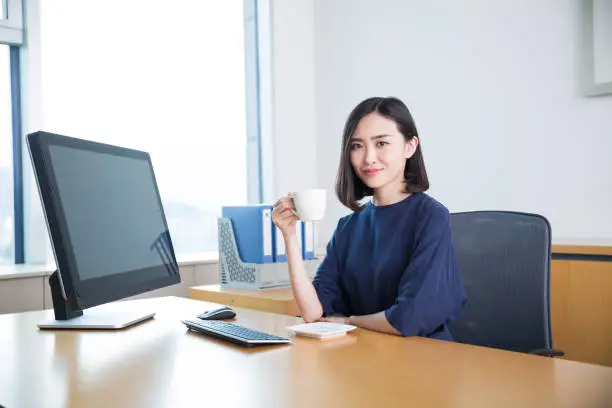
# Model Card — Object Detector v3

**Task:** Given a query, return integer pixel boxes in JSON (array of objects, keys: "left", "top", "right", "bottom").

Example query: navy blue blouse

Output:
[{"left": 312, "top": 193, "right": 466, "bottom": 341}]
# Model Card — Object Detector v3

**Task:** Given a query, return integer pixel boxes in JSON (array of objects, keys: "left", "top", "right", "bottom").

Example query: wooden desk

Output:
[
  {"left": 189, "top": 284, "right": 299, "bottom": 316},
  {"left": 552, "top": 239, "right": 612, "bottom": 257},
  {"left": 550, "top": 240, "right": 612, "bottom": 368},
  {"left": 1, "top": 296, "right": 612, "bottom": 408},
  {"left": 190, "top": 241, "right": 612, "bottom": 368}
]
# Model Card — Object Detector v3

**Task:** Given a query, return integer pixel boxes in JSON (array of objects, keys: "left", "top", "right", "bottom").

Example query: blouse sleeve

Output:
[
  {"left": 384, "top": 205, "right": 466, "bottom": 337},
  {"left": 312, "top": 219, "right": 346, "bottom": 317}
]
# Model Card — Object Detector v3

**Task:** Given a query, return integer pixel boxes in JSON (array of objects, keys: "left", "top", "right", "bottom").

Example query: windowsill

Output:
[
  {"left": 0, "top": 249, "right": 326, "bottom": 281},
  {"left": 176, "top": 251, "right": 219, "bottom": 266},
  {"left": 0, "top": 263, "right": 57, "bottom": 280},
  {"left": 0, "top": 251, "right": 220, "bottom": 281}
]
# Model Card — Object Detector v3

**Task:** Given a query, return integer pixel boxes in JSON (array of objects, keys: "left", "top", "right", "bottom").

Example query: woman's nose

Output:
[{"left": 364, "top": 146, "right": 377, "bottom": 164}]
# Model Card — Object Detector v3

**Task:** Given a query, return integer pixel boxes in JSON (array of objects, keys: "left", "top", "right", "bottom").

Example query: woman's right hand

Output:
[
  {"left": 272, "top": 194, "right": 299, "bottom": 238},
  {"left": 273, "top": 194, "right": 323, "bottom": 322}
]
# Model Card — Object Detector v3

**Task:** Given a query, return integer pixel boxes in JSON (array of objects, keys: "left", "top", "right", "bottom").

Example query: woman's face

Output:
[{"left": 349, "top": 112, "right": 418, "bottom": 191}]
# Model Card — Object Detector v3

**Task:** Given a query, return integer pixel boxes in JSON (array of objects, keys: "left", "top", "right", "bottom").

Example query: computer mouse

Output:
[{"left": 197, "top": 306, "right": 237, "bottom": 320}]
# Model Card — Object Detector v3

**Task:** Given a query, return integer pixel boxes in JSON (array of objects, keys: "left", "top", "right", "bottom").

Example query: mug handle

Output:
[{"left": 288, "top": 192, "right": 300, "bottom": 219}]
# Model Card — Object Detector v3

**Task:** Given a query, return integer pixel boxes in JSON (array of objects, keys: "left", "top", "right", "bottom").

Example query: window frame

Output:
[
  {"left": 244, "top": 0, "right": 273, "bottom": 204},
  {"left": 9, "top": 46, "right": 23, "bottom": 262}
]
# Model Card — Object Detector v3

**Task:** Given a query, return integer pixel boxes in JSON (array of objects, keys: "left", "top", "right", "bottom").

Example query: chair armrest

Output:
[{"left": 529, "top": 348, "right": 565, "bottom": 357}]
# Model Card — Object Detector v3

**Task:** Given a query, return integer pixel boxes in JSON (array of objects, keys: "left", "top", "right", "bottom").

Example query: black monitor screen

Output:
[
  {"left": 48, "top": 145, "right": 170, "bottom": 280},
  {"left": 28, "top": 131, "right": 180, "bottom": 310}
]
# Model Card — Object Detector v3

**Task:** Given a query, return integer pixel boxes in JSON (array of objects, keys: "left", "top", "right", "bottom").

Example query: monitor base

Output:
[
  {"left": 40, "top": 270, "right": 155, "bottom": 330},
  {"left": 38, "top": 307, "right": 155, "bottom": 330}
]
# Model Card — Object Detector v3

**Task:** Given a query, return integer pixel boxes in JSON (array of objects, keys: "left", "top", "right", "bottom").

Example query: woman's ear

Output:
[{"left": 404, "top": 136, "right": 419, "bottom": 159}]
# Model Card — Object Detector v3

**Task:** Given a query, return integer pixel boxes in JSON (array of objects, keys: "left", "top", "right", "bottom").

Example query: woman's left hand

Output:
[{"left": 319, "top": 316, "right": 351, "bottom": 325}]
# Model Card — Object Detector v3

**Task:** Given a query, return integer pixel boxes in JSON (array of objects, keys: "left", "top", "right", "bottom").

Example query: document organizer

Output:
[{"left": 218, "top": 217, "right": 320, "bottom": 289}]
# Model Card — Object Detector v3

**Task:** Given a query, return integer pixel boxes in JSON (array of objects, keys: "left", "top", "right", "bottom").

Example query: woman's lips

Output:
[{"left": 363, "top": 169, "right": 382, "bottom": 176}]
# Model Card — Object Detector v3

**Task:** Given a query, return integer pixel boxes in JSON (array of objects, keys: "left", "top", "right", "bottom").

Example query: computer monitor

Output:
[{"left": 27, "top": 131, "right": 181, "bottom": 329}]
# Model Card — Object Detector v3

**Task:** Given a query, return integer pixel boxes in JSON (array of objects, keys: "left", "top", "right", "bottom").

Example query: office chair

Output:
[{"left": 447, "top": 211, "right": 564, "bottom": 357}]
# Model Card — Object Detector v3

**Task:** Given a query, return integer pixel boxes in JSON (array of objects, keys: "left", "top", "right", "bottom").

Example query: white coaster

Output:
[{"left": 286, "top": 322, "right": 357, "bottom": 339}]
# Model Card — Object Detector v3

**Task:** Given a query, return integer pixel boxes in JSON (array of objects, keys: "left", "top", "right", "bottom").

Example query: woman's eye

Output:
[
  {"left": 376, "top": 141, "right": 388, "bottom": 147},
  {"left": 350, "top": 143, "right": 362, "bottom": 150}
]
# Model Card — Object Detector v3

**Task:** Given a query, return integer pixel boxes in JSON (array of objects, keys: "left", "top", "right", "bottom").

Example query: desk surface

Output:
[
  {"left": 1, "top": 297, "right": 612, "bottom": 408},
  {"left": 552, "top": 239, "right": 612, "bottom": 256}
]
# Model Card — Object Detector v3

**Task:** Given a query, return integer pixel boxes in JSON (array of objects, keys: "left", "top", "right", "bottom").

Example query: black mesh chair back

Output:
[{"left": 448, "top": 211, "right": 558, "bottom": 355}]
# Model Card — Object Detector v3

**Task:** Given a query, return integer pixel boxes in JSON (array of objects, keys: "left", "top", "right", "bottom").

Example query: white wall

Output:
[
  {"left": 312, "top": 0, "right": 612, "bottom": 244},
  {"left": 269, "top": 0, "right": 318, "bottom": 200}
]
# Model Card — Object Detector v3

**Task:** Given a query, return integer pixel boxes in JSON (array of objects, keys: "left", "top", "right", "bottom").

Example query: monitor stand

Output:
[{"left": 37, "top": 271, "right": 155, "bottom": 330}]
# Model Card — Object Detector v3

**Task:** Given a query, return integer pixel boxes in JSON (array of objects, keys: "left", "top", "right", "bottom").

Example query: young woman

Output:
[{"left": 272, "top": 97, "right": 466, "bottom": 340}]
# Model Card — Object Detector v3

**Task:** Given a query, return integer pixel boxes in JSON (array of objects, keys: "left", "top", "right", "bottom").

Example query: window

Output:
[
  {"left": 1, "top": 0, "right": 7, "bottom": 20},
  {"left": 39, "top": 1, "right": 256, "bottom": 257},
  {"left": 0, "top": 44, "right": 14, "bottom": 263}
]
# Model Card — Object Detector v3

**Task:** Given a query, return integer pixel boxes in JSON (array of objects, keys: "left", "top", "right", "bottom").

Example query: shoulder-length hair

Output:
[{"left": 335, "top": 96, "right": 429, "bottom": 212}]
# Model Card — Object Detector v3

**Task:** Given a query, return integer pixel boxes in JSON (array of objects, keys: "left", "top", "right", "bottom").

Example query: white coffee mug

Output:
[{"left": 292, "top": 189, "right": 327, "bottom": 221}]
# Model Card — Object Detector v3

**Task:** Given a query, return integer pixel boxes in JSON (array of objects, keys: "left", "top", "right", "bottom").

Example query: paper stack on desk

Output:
[{"left": 286, "top": 322, "right": 357, "bottom": 339}]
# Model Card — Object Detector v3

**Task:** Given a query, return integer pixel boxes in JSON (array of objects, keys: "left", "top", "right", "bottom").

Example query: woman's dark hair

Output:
[{"left": 335, "top": 96, "right": 429, "bottom": 211}]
